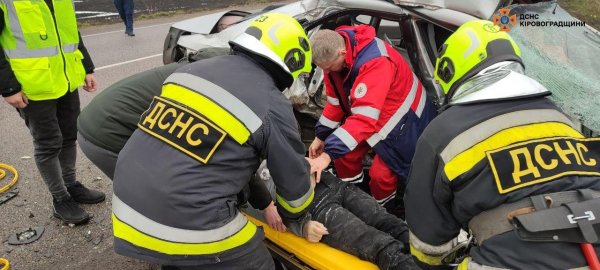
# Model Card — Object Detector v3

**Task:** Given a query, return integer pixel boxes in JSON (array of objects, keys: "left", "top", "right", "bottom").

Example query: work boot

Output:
[
  {"left": 52, "top": 197, "right": 90, "bottom": 225},
  {"left": 67, "top": 181, "right": 105, "bottom": 204}
]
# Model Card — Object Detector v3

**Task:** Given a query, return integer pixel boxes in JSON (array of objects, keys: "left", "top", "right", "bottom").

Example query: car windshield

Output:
[{"left": 509, "top": 2, "right": 600, "bottom": 135}]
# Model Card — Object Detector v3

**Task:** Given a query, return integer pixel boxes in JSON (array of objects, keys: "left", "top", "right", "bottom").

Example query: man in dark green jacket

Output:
[
  {"left": 77, "top": 48, "right": 228, "bottom": 179},
  {"left": 78, "top": 63, "right": 181, "bottom": 179}
]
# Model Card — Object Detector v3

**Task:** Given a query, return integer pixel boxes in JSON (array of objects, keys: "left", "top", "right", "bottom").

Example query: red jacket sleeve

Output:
[
  {"left": 324, "top": 58, "right": 394, "bottom": 158},
  {"left": 315, "top": 73, "right": 346, "bottom": 141}
]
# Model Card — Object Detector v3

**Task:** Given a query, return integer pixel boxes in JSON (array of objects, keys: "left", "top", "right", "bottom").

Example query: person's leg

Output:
[
  {"left": 19, "top": 98, "right": 70, "bottom": 200},
  {"left": 113, "top": 0, "right": 126, "bottom": 26},
  {"left": 56, "top": 89, "right": 80, "bottom": 187},
  {"left": 338, "top": 179, "right": 409, "bottom": 244},
  {"left": 333, "top": 142, "right": 370, "bottom": 183},
  {"left": 312, "top": 195, "right": 416, "bottom": 269},
  {"left": 77, "top": 132, "right": 118, "bottom": 180},
  {"left": 368, "top": 155, "right": 398, "bottom": 202},
  {"left": 19, "top": 96, "right": 89, "bottom": 224},
  {"left": 123, "top": 0, "right": 134, "bottom": 34},
  {"left": 57, "top": 90, "right": 105, "bottom": 204}
]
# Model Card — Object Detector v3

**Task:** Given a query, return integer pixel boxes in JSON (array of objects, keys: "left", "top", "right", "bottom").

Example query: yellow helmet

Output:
[
  {"left": 230, "top": 13, "right": 312, "bottom": 82},
  {"left": 434, "top": 20, "right": 522, "bottom": 99}
]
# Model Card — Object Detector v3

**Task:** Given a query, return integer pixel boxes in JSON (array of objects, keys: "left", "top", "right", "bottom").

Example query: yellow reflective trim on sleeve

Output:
[
  {"left": 457, "top": 257, "right": 470, "bottom": 270},
  {"left": 276, "top": 190, "right": 314, "bottom": 214},
  {"left": 409, "top": 243, "right": 443, "bottom": 266},
  {"left": 444, "top": 122, "right": 583, "bottom": 181},
  {"left": 112, "top": 214, "right": 257, "bottom": 255},
  {"left": 161, "top": 84, "right": 251, "bottom": 144}
]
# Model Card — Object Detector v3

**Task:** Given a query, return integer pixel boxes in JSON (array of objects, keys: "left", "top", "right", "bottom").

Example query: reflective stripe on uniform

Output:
[
  {"left": 409, "top": 231, "right": 455, "bottom": 266},
  {"left": 2, "top": 0, "right": 59, "bottom": 58},
  {"left": 441, "top": 110, "right": 582, "bottom": 181},
  {"left": 160, "top": 86, "right": 255, "bottom": 145},
  {"left": 1, "top": 1, "right": 76, "bottom": 58},
  {"left": 374, "top": 38, "right": 389, "bottom": 57},
  {"left": 163, "top": 73, "right": 262, "bottom": 144},
  {"left": 112, "top": 194, "right": 256, "bottom": 255},
  {"left": 62, "top": 43, "right": 78, "bottom": 53},
  {"left": 366, "top": 73, "right": 419, "bottom": 146},
  {"left": 340, "top": 171, "right": 363, "bottom": 183},
  {"left": 327, "top": 96, "right": 340, "bottom": 106},
  {"left": 276, "top": 185, "right": 315, "bottom": 214},
  {"left": 351, "top": 106, "right": 380, "bottom": 120},
  {"left": 318, "top": 115, "right": 340, "bottom": 129},
  {"left": 4, "top": 47, "right": 59, "bottom": 58},
  {"left": 444, "top": 122, "right": 582, "bottom": 181},
  {"left": 410, "top": 244, "right": 444, "bottom": 266},
  {"left": 333, "top": 127, "right": 359, "bottom": 151},
  {"left": 414, "top": 85, "right": 426, "bottom": 117}
]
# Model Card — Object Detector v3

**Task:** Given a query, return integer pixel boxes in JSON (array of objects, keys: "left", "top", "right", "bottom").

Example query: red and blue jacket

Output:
[{"left": 315, "top": 25, "right": 436, "bottom": 178}]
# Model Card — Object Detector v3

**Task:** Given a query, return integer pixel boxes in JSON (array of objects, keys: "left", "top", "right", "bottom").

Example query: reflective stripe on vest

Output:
[
  {"left": 0, "top": 0, "right": 85, "bottom": 100},
  {"left": 366, "top": 73, "right": 423, "bottom": 146},
  {"left": 162, "top": 73, "right": 263, "bottom": 144},
  {"left": 112, "top": 194, "right": 257, "bottom": 255}
]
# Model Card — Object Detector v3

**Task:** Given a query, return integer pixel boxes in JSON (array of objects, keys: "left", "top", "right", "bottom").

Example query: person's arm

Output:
[
  {"left": 314, "top": 74, "right": 346, "bottom": 141},
  {"left": 247, "top": 173, "right": 288, "bottom": 232},
  {"left": 0, "top": 9, "right": 22, "bottom": 98},
  {"left": 263, "top": 91, "right": 315, "bottom": 223},
  {"left": 0, "top": 9, "right": 28, "bottom": 108},
  {"left": 77, "top": 31, "right": 95, "bottom": 74},
  {"left": 404, "top": 137, "right": 460, "bottom": 270},
  {"left": 323, "top": 58, "right": 393, "bottom": 160},
  {"left": 77, "top": 31, "right": 97, "bottom": 92}
]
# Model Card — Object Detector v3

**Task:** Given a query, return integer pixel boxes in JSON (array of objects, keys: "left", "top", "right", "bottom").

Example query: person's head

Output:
[
  {"left": 229, "top": 13, "right": 312, "bottom": 85},
  {"left": 310, "top": 29, "right": 346, "bottom": 72},
  {"left": 435, "top": 20, "right": 523, "bottom": 101}
]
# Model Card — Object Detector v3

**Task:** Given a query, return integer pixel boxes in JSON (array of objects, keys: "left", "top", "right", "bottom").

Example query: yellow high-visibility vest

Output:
[{"left": 0, "top": 0, "right": 86, "bottom": 101}]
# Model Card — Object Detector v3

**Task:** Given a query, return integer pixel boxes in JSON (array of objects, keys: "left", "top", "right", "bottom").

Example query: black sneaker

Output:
[
  {"left": 53, "top": 197, "right": 90, "bottom": 225},
  {"left": 67, "top": 181, "right": 105, "bottom": 204},
  {"left": 126, "top": 31, "right": 135, "bottom": 36}
]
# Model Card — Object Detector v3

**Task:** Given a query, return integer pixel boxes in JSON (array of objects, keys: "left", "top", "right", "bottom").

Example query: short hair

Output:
[{"left": 310, "top": 29, "right": 345, "bottom": 65}]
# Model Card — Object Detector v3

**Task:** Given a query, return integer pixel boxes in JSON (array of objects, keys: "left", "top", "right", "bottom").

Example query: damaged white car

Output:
[{"left": 162, "top": 0, "right": 600, "bottom": 148}]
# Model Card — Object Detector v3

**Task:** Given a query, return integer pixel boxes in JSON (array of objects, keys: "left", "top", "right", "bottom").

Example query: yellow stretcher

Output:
[{"left": 245, "top": 214, "right": 379, "bottom": 270}]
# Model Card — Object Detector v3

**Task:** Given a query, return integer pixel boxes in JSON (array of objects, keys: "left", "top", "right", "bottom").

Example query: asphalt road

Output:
[{"left": 0, "top": 3, "right": 283, "bottom": 269}]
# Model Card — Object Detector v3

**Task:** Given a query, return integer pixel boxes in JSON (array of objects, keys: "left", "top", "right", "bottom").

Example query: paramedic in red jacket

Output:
[{"left": 308, "top": 26, "right": 436, "bottom": 205}]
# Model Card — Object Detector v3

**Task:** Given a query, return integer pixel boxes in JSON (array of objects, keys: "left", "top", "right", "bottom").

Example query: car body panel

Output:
[
  {"left": 171, "top": 10, "right": 250, "bottom": 34},
  {"left": 164, "top": 0, "right": 600, "bottom": 137},
  {"left": 392, "top": 0, "right": 506, "bottom": 19},
  {"left": 177, "top": 2, "right": 307, "bottom": 52}
]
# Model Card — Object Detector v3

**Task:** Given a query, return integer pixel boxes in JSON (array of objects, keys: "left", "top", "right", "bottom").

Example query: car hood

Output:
[{"left": 391, "top": 0, "right": 504, "bottom": 19}]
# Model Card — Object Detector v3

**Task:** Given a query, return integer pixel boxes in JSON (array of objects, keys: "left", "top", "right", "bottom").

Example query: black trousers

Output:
[{"left": 18, "top": 89, "right": 80, "bottom": 200}]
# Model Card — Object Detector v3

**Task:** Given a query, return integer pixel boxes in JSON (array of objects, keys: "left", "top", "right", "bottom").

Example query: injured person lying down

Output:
[{"left": 243, "top": 161, "right": 418, "bottom": 270}]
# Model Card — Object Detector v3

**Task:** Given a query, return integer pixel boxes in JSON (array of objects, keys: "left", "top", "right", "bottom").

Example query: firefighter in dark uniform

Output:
[
  {"left": 112, "top": 13, "right": 315, "bottom": 269},
  {"left": 405, "top": 20, "right": 600, "bottom": 269}
]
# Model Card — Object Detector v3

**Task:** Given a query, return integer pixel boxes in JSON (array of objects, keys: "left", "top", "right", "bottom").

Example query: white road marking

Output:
[
  {"left": 82, "top": 22, "right": 174, "bottom": 37},
  {"left": 95, "top": 53, "right": 162, "bottom": 71}
]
